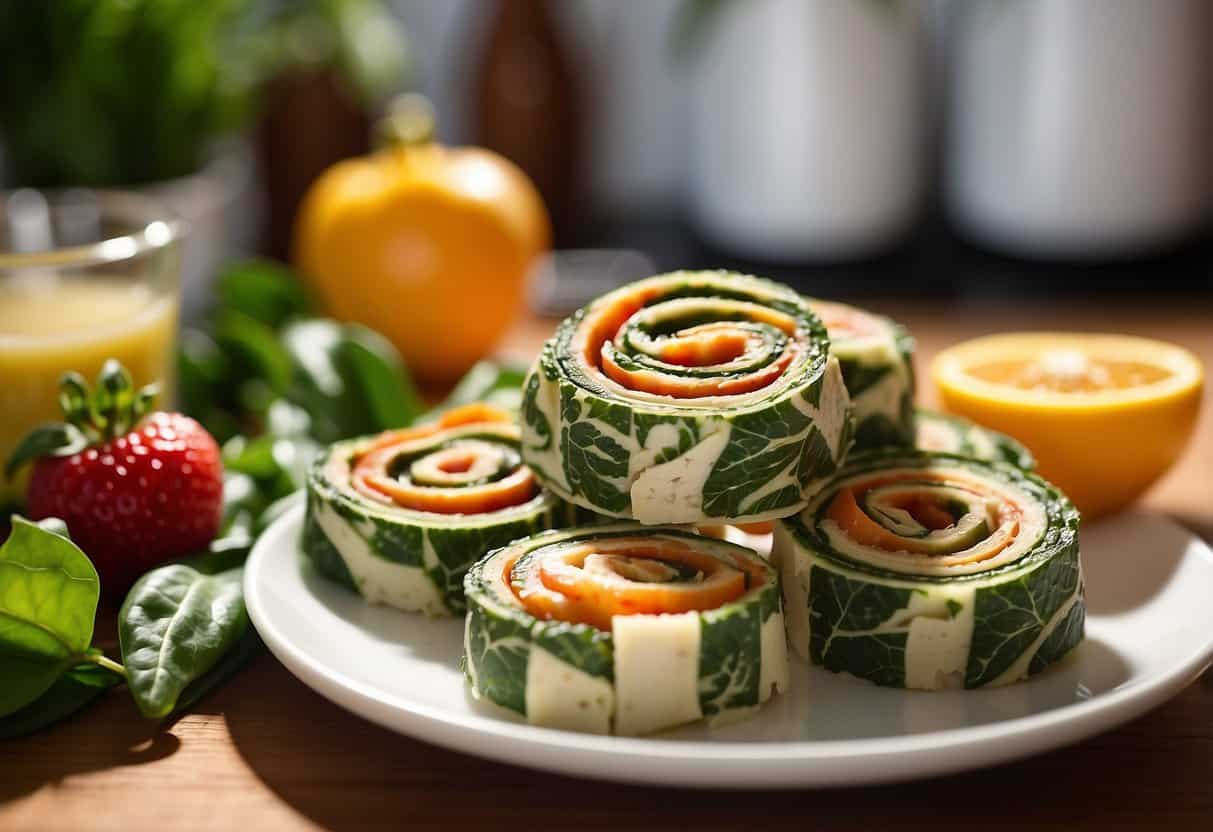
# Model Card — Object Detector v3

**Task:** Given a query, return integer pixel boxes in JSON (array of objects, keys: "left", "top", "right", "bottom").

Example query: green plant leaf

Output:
[
  {"left": 32, "top": 517, "right": 71, "bottom": 540},
  {"left": 223, "top": 434, "right": 316, "bottom": 503},
  {"left": 698, "top": 602, "right": 761, "bottom": 716},
  {"left": 808, "top": 564, "right": 913, "bottom": 688},
  {"left": 336, "top": 326, "right": 424, "bottom": 430},
  {"left": 171, "top": 626, "right": 261, "bottom": 717},
  {"left": 464, "top": 602, "right": 529, "bottom": 715},
  {"left": 4, "top": 423, "right": 89, "bottom": 479},
  {"left": 217, "top": 259, "right": 310, "bottom": 329},
  {"left": 177, "top": 328, "right": 242, "bottom": 441},
  {"left": 118, "top": 562, "right": 248, "bottom": 719},
  {"left": 215, "top": 309, "right": 295, "bottom": 396},
  {"left": 0, "top": 662, "right": 122, "bottom": 740},
  {"left": 282, "top": 318, "right": 420, "bottom": 442},
  {"left": 0, "top": 0, "right": 256, "bottom": 187},
  {"left": 0, "top": 516, "right": 101, "bottom": 715},
  {"left": 436, "top": 360, "right": 528, "bottom": 416},
  {"left": 220, "top": 472, "right": 268, "bottom": 534}
]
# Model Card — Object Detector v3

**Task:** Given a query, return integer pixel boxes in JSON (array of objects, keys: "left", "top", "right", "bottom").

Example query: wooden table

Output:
[{"left": 3, "top": 297, "right": 1211, "bottom": 831}]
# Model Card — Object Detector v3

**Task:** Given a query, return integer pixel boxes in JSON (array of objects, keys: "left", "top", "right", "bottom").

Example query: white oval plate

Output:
[{"left": 246, "top": 505, "right": 1213, "bottom": 788}]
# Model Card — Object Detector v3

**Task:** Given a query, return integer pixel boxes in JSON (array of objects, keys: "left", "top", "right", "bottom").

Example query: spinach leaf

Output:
[
  {"left": 634, "top": 413, "right": 701, "bottom": 464},
  {"left": 698, "top": 604, "right": 761, "bottom": 715},
  {"left": 338, "top": 333, "right": 424, "bottom": 431},
  {"left": 223, "top": 433, "right": 317, "bottom": 504},
  {"left": 0, "top": 662, "right": 121, "bottom": 740},
  {"left": 533, "top": 623, "right": 613, "bottom": 682},
  {"left": 808, "top": 564, "right": 913, "bottom": 688},
  {"left": 838, "top": 361, "right": 892, "bottom": 398},
  {"left": 282, "top": 319, "right": 422, "bottom": 443},
  {"left": 178, "top": 261, "right": 420, "bottom": 449},
  {"left": 171, "top": 627, "right": 261, "bottom": 717},
  {"left": 521, "top": 371, "right": 553, "bottom": 451},
  {"left": 966, "top": 546, "right": 1082, "bottom": 688},
  {"left": 216, "top": 259, "right": 309, "bottom": 329},
  {"left": 558, "top": 390, "right": 631, "bottom": 514},
  {"left": 118, "top": 562, "right": 248, "bottom": 719},
  {"left": 116, "top": 456, "right": 277, "bottom": 721},
  {"left": 177, "top": 329, "right": 242, "bottom": 443},
  {"left": 220, "top": 472, "right": 270, "bottom": 541},
  {"left": 1029, "top": 595, "right": 1085, "bottom": 677},
  {"left": 0, "top": 517, "right": 101, "bottom": 715},
  {"left": 465, "top": 603, "right": 530, "bottom": 715},
  {"left": 439, "top": 360, "right": 529, "bottom": 415},
  {"left": 215, "top": 310, "right": 295, "bottom": 397},
  {"left": 701, "top": 396, "right": 814, "bottom": 518}
]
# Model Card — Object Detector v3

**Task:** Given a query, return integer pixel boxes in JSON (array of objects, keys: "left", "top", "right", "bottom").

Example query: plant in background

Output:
[
  {"left": 0, "top": 0, "right": 254, "bottom": 186},
  {"left": 242, "top": 0, "right": 409, "bottom": 108}
]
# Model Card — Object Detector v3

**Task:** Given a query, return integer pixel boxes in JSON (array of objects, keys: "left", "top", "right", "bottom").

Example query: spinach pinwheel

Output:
[
  {"left": 774, "top": 452, "right": 1083, "bottom": 690},
  {"left": 521, "top": 271, "right": 853, "bottom": 525}
]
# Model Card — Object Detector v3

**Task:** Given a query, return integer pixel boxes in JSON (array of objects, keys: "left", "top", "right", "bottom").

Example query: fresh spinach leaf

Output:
[
  {"left": 337, "top": 328, "right": 424, "bottom": 430},
  {"left": 698, "top": 604, "right": 761, "bottom": 715},
  {"left": 215, "top": 309, "right": 295, "bottom": 397},
  {"left": 808, "top": 564, "right": 913, "bottom": 688},
  {"left": 282, "top": 319, "right": 422, "bottom": 442},
  {"left": 118, "top": 562, "right": 248, "bottom": 719},
  {"left": 171, "top": 627, "right": 261, "bottom": 717},
  {"left": 220, "top": 472, "right": 269, "bottom": 539},
  {"left": 465, "top": 603, "right": 529, "bottom": 715},
  {"left": 0, "top": 662, "right": 121, "bottom": 740},
  {"left": 222, "top": 433, "right": 316, "bottom": 503},
  {"left": 216, "top": 259, "right": 309, "bottom": 329},
  {"left": 438, "top": 360, "right": 529, "bottom": 416},
  {"left": 178, "top": 329, "right": 242, "bottom": 443},
  {"left": 0, "top": 517, "right": 101, "bottom": 716}
]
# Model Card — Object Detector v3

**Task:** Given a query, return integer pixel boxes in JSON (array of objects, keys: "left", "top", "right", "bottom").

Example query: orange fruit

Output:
[{"left": 932, "top": 333, "right": 1203, "bottom": 518}]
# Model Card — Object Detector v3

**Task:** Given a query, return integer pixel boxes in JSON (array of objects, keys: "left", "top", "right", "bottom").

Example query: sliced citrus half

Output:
[{"left": 932, "top": 333, "right": 1203, "bottom": 518}]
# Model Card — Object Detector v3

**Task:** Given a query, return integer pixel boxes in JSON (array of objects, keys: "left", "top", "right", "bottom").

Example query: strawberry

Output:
[{"left": 5, "top": 360, "right": 223, "bottom": 595}]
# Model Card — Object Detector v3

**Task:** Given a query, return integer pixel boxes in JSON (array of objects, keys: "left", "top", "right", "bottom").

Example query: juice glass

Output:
[{"left": 0, "top": 190, "right": 182, "bottom": 506}]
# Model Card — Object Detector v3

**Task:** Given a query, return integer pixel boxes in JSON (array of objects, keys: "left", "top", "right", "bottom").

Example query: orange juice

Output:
[{"left": 0, "top": 277, "right": 178, "bottom": 503}]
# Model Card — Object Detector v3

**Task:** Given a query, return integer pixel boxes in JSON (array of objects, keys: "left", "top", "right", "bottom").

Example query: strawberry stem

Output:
[
  {"left": 4, "top": 360, "right": 160, "bottom": 478},
  {"left": 58, "top": 372, "right": 100, "bottom": 441},
  {"left": 66, "top": 360, "right": 159, "bottom": 441}
]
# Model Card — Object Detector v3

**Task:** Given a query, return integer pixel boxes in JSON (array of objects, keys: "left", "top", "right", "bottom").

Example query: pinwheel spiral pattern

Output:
[{"left": 521, "top": 271, "right": 853, "bottom": 525}]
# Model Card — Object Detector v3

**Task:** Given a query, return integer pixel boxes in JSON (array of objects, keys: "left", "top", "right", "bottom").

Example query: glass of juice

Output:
[{"left": 0, "top": 189, "right": 182, "bottom": 506}]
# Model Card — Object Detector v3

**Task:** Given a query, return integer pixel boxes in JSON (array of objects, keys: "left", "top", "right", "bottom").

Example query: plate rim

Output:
[{"left": 245, "top": 504, "right": 1213, "bottom": 787}]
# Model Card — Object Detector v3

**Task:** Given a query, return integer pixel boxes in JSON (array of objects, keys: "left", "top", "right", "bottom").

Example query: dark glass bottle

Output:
[{"left": 473, "top": 0, "right": 584, "bottom": 245}]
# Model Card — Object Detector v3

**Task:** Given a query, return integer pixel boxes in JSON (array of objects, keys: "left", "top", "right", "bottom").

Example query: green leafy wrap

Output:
[
  {"left": 463, "top": 524, "right": 788, "bottom": 735},
  {"left": 520, "top": 271, "right": 853, "bottom": 525},
  {"left": 805, "top": 299, "right": 916, "bottom": 450},
  {"left": 773, "top": 452, "right": 1083, "bottom": 690},
  {"left": 303, "top": 411, "right": 577, "bottom": 615},
  {"left": 914, "top": 409, "right": 1036, "bottom": 470}
]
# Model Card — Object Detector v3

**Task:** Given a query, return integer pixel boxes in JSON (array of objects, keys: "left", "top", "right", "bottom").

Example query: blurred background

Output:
[{"left": 2, "top": 0, "right": 1210, "bottom": 318}]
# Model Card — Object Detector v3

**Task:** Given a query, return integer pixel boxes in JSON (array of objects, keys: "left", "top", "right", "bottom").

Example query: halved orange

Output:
[{"left": 932, "top": 333, "right": 1203, "bottom": 518}]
